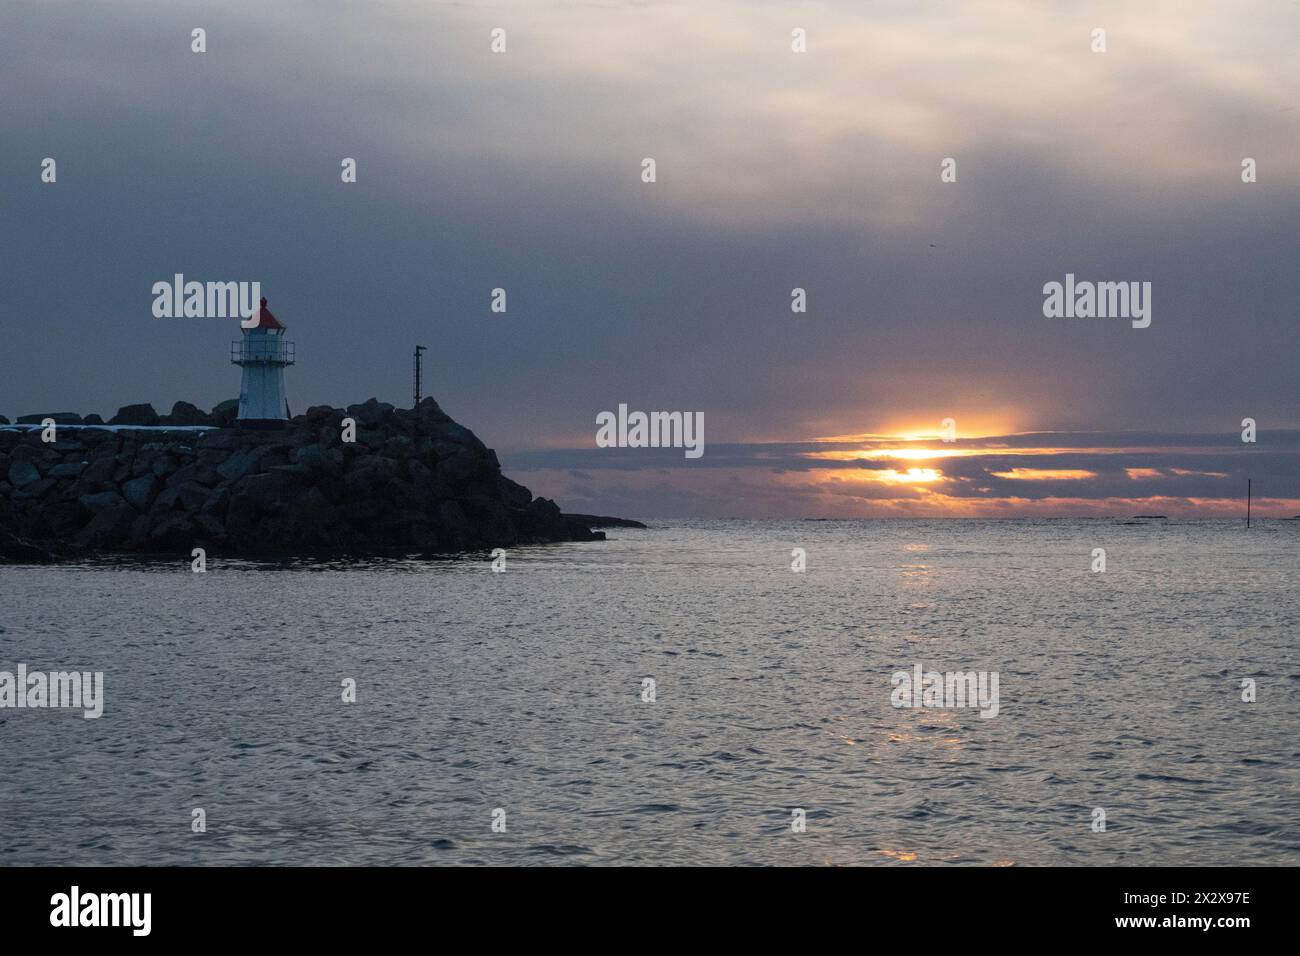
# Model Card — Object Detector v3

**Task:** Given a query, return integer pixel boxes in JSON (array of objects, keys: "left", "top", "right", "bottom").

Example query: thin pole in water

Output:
[{"left": 1247, "top": 478, "right": 1252, "bottom": 528}]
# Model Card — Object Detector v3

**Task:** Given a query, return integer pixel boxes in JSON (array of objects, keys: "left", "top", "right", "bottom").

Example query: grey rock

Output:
[
  {"left": 210, "top": 399, "right": 240, "bottom": 425},
  {"left": 17, "top": 412, "right": 82, "bottom": 425},
  {"left": 436, "top": 450, "right": 479, "bottom": 484},
  {"left": 216, "top": 447, "right": 270, "bottom": 481},
  {"left": 201, "top": 484, "right": 232, "bottom": 517},
  {"left": 427, "top": 420, "right": 486, "bottom": 452},
  {"left": 233, "top": 472, "right": 299, "bottom": 514},
  {"left": 343, "top": 457, "right": 398, "bottom": 496},
  {"left": 166, "top": 401, "right": 213, "bottom": 426},
  {"left": 7, "top": 459, "right": 41, "bottom": 488},
  {"left": 198, "top": 429, "right": 239, "bottom": 451},
  {"left": 167, "top": 462, "right": 221, "bottom": 487},
  {"left": 142, "top": 514, "right": 198, "bottom": 550},
  {"left": 173, "top": 482, "right": 210, "bottom": 512},
  {"left": 497, "top": 476, "right": 532, "bottom": 508},
  {"left": 291, "top": 444, "right": 344, "bottom": 475},
  {"left": 109, "top": 403, "right": 160, "bottom": 426},
  {"left": 223, "top": 491, "right": 259, "bottom": 534},
  {"left": 13, "top": 478, "right": 56, "bottom": 500},
  {"left": 193, "top": 514, "right": 226, "bottom": 540},
  {"left": 437, "top": 500, "right": 471, "bottom": 539},
  {"left": 75, "top": 503, "right": 135, "bottom": 549},
  {"left": 150, "top": 454, "right": 177, "bottom": 478},
  {"left": 78, "top": 490, "right": 127, "bottom": 515},
  {"left": 43, "top": 501, "right": 82, "bottom": 534},
  {"left": 152, "top": 486, "right": 182, "bottom": 512},
  {"left": 121, "top": 474, "right": 159, "bottom": 510},
  {"left": 346, "top": 398, "right": 396, "bottom": 427},
  {"left": 412, "top": 396, "right": 452, "bottom": 428},
  {"left": 381, "top": 435, "right": 415, "bottom": 459},
  {"left": 9, "top": 445, "right": 50, "bottom": 464}
]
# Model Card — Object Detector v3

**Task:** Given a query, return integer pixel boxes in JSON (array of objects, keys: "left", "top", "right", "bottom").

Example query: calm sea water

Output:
[{"left": 1, "top": 519, "right": 1296, "bottom": 866}]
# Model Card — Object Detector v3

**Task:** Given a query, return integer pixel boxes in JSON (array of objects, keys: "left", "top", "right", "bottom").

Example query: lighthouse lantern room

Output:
[{"left": 232, "top": 297, "right": 295, "bottom": 427}]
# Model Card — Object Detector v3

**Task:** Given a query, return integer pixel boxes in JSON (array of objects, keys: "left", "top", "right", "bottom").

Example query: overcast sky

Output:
[{"left": 2, "top": 1, "right": 1297, "bottom": 516}]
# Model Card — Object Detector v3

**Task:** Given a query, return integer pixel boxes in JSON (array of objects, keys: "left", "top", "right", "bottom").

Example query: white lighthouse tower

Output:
[{"left": 232, "top": 297, "right": 295, "bottom": 427}]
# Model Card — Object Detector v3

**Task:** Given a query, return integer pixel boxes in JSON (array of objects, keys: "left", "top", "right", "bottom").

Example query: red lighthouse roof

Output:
[{"left": 246, "top": 297, "right": 285, "bottom": 330}]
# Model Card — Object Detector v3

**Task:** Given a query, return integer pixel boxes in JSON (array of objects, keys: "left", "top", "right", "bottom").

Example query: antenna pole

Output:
[{"left": 413, "top": 345, "right": 427, "bottom": 408}]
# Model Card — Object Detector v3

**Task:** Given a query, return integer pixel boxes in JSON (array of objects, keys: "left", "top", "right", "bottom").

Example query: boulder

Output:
[
  {"left": 346, "top": 398, "right": 396, "bottom": 428},
  {"left": 193, "top": 514, "right": 226, "bottom": 540},
  {"left": 7, "top": 459, "right": 41, "bottom": 488},
  {"left": 343, "top": 457, "right": 399, "bottom": 496},
  {"left": 210, "top": 399, "right": 240, "bottom": 426},
  {"left": 217, "top": 447, "right": 270, "bottom": 481},
  {"left": 83, "top": 456, "right": 117, "bottom": 484},
  {"left": 17, "top": 412, "right": 82, "bottom": 425},
  {"left": 13, "top": 478, "right": 56, "bottom": 500},
  {"left": 412, "top": 396, "right": 451, "bottom": 428},
  {"left": 75, "top": 503, "right": 136, "bottom": 549},
  {"left": 200, "top": 484, "right": 232, "bottom": 517},
  {"left": 437, "top": 500, "right": 472, "bottom": 540},
  {"left": 436, "top": 449, "right": 480, "bottom": 484},
  {"left": 223, "top": 490, "right": 260, "bottom": 535},
  {"left": 8, "top": 444, "right": 48, "bottom": 464},
  {"left": 121, "top": 474, "right": 159, "bottom": 511},
  {"left": 304, "top": 405, "right": 344, "bottom": 425},
  {"left": 497, "top": 476, "right": 533, "bottom": 508},
  {"left": 166, "top": 401, "right": 213, "bottom": 426},
  {"left": 232, "top": 471, "right": 299, "bottom": 514},
  {"left": 173, "top": 482, "right": 211, "bottom": 512},
  {"left": 291, "top": 444, "right": 344, "bottom": 476},
  {"left": 110, "top": 403, "right": 161, "bottom": 426},
  {"left": 78, "top": 490, "right": 127, "bottom": 515},
  {"left": 150, "top": 454, "right": 179, "bottom": 479},
  {"left": 41, "top": 501, "right": 83, "bottom": 536},
  {"left": 167, "top": 461, "right": 221, "bottom": 487},
  {"left": 141, "top": 514, "right": 199, "bottom": 551},
  {"left": 427, "top": 420, "right": 484, "bottom": 450}
]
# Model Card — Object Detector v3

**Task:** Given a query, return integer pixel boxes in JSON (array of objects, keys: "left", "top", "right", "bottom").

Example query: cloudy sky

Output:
[{"left": 3, "top": 0, "right": 1297, "bottom": 516}]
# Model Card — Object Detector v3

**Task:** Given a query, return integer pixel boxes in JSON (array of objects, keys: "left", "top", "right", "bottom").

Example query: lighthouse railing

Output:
[{"left": 231, "top": 340, "right": 296, "bottom": 365}]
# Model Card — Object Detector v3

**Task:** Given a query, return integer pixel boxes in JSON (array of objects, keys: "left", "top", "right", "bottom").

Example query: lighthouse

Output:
[{"left": 232, "top": 297, "right": 295, "bottom": 427}]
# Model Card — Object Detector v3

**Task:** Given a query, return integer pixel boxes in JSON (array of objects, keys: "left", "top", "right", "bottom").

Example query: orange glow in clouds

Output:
[{"left": 991, "top": 468, "right": 1097, "bottom": 481}]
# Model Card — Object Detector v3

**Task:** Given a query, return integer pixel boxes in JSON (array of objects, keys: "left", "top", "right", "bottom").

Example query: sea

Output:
[{"left": 1, "top": 519, "right": 1296, "bottom": 866}]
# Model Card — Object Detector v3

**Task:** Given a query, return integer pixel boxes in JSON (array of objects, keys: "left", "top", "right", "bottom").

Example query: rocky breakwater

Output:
[{"left": 0, "top": 398, "right": 616, "bottom": 562}]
